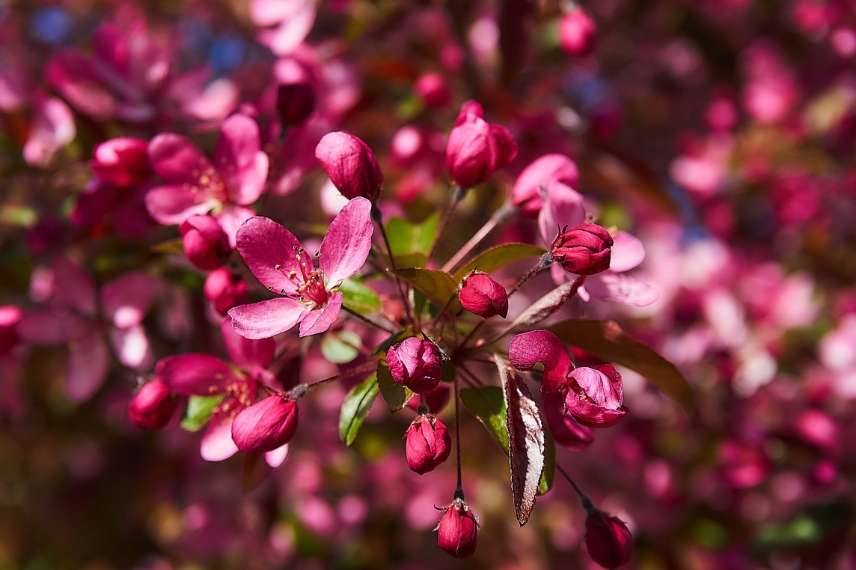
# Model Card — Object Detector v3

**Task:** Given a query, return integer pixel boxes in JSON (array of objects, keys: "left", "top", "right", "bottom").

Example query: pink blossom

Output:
[
  {"left": 511, "top": 153, "right": 580, "bottom": 217},
  {"left": 250, "top": 0, "right": 317, "bottom": 55},
  {"left": 228, "top": 196, "right": 373, "bottom": 338},
  {"left": 145, "top": 113, "right": 269, "bottom": 245}
]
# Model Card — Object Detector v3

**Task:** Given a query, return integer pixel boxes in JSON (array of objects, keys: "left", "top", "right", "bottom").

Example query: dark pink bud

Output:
[
  {"left": 566, "top": 365, "right": 627, "bottom": 427},
  {"left": 315, "top": 131, "right": 383, "bottom": 201},
  {"left": 551, "top": 223, "right": 613, "bottom": 275},
  {"left": 231, "top": 395, "right": 299, "bottom": 452},
  {"left": 793, "top": 409, "right": 839, "bottom": 452},
  {"left": 585, "top": 510, "right": 632, "bottom": 569},
  {"left": 543, "top": 391, "right": 594, "bottom": 450},
  {"left": 128, "top": 379, "right": 176, "bottom": 430},
  {"left": 204, "top": 267, "right": 248, "bottom": 314},
  {"left": 386, "top": 337, "right": 443, "bottom": 393},
  {"left": 436, "top": 498, "right": 478, "bottom": 558},
  {"left": 180, "top": 215, "right": 230, "bottom": 270},
  {"left": 415, "top": 72, "right": 451, "bottom": 108},
  {"left": 276, "top": 81, "right": 316, "bottom": 127},
  {"left": 445, "top": 101, "right": 517, "bottom": 188},
  {"left": 559, "top": 8, "right": 597, "bottom": 57},
  {"left": 405, "top": 414, "right": 451, "bottom": 474},
  {"left": 90, "top": 137, "right": 150, "bottom": 188},
  {"left": 407, "top": 383, "right": 451, "bottom": 414},
  {"left": 0, "top": 305, "right": 22, "bottom": 355},
  {"left": 459, "top": 272, "right": 508, "bottom": 318}
]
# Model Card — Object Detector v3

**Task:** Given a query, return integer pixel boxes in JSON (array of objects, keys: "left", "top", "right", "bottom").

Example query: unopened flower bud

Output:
[
  {"left": 276, "top": 81, "right": 316, "bottom": 127},
  {"left": 559, "top": 8, "right": 597, "bottom": 57},
  {"left": 436, "top": 498, "right": 479, "bottom": 558},
  {"left": 315, "top": 131, "right": 383, "bottom": 201},
  {"left": 128, "top": 378, "right": 176, "bottom": 430},
  {"left": 543, "top": 392, "right": 594, "bottom": 450},
  {"left": 91, "top": 137, "right": 150, "bottom": 188},
  {"left": 551, "top": 223, "right": 613, "bottom": 275},
  {"left": 204, "top": 267, "right": 248, "bottom": 314},
  {"left": 0, "top": 305, "right": 22, "bottom": 355},
  {"left": 415, "top": 72, "right": 451, "bottom": 108},
  {"left": 407, "top": 383, "right": 451, "bottom": 414},
  {"left": 405, "top": 414, "right": 451, "bottom": 474},
  {"left": 231, "top": 395, "right": 299, "bottom": 452},
  {"left": 585, "top": 510, "right": 633, "bottom": 569},
  {"left": 180, "top": 215, "right": 230, "bottom": 270},
  {"left": 387, "top": 337, "right": 443, "bottom": 393},
  {"left": 566, "top": 365, "right": 627, "bottom": 427},
  {"left": 459, "top": 272, "right": 508, "bottom": 319},
  {"left": 445, "top": 100, "right": 517, "bottom": 188}
]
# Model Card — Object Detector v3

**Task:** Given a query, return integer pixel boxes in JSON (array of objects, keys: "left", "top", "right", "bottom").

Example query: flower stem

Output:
[
  {"left": 294, "top": 359, "right": 379, "bottom": 396},
  {"left": 441, "top": 202, "right": 515, "bottom": 274},
  {"left": 343, "top": 306, "right": 395, "bottom": 334},
  {"left": 371, "top": 205, "right": 415, "bottom": 327},
  {"left": 556, "top": 462, "right": 596, "bottom": 513},
  {"left": 428, "top": 185, "right": 466, "bottom": 262},
  {"left": 453, "top": 372, "right": 464, "bottom": 493},
  {"left": 506, "top": 252, "right": 553, "bottom": 297}
]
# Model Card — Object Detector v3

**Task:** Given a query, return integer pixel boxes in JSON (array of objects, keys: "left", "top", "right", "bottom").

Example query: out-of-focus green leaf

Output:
[
  {"left": 339, "top": 374, "right": 379, "bottom": 446},
  {"left": 549, "top": 319, "right": 696, "bottom": 413},
  {"left": 321, "top": 331, "right": 362, "bottom": 364},
  {"left": 377, "top": 362, "right": 411, "bottom": 411},
  {"left": 396, "top": 268, "right": 457, "bottom": 307},
  {"left": 387, "top": 213, "right": 440, "bottom": 267},
  {"left": 181, "top": 394, "right": 225, "bottom": 432},
  {"left": 340, "top": 278, "right": 381, "bottom": 314},
  {"left": 453, "top": 243, "right": 545, "bottom": 282}
]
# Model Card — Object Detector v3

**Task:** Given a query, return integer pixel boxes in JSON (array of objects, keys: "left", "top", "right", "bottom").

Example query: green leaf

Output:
[
  {"left": 396, "top": 268, "right": 457, "bottom": 308},
  {"left": 340, "top": 278, "right": 381, "bottom": 314},
  {"left": 377, "top": 362, "right": 411, "bottom": 411},
  {"left": 321, "top": 331, "right": 362, "bottom": 364},
  {"left": 387, "top": 213, "right": 440, "bottom": 266},
  {"left": 181, "top": 394, "right": 225, "bottom": 432},
  {"left": 452, "top": 243, "right": 545, "bottom": 282},
  {"left": 549, "top": 319, "right": 696, "bottom": 413},
  {"left": 460, "top": 385, "right": 554, "bottom": 495},
  {"left": 338, "top": 374, "right": 379, "bottom": 446}
]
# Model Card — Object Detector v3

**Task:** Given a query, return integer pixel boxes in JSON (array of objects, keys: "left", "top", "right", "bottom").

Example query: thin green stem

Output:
[
  {"left": 343, "top": 305, "right": 395, "bottom": 334},
  {"left": 372, "top": 206, "right": 415, "bottom": 327}
]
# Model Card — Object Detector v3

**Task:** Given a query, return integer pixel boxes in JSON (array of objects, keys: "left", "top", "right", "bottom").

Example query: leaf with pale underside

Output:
[
  {"left": 506, "top": 278, "right": 583, "bottom": 331},
  {"left": 396, "top": 268, "right": 457, "bottom": 308},
  {"left": 549, "top": 319, "right": 695, "bottom": 413},
  {"left": 495, "top": 354, "right": 544, "bottom": 526},
  {"left": 340, "top": 278, "right": 381, "bottom": 314}
]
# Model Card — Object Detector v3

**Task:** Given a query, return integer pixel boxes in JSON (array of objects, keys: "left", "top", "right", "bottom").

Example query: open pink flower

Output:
[
  {"left": 145, "top": 113, "right": 269, "bottom": 245},
  {"left": 228, "top": 196, "right": 373, "bottom": 339},
  {"left": 250, "top": 0, "right": 317, "bottom": 55}
]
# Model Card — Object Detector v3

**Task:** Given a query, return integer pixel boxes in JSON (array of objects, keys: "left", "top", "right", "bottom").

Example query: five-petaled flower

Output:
[{"left": 228, "top": 196, "right": 374, "bottom": 339}]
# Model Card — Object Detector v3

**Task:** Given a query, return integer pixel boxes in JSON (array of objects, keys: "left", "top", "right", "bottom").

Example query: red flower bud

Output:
[
  {"left": 315, "top": 131, "right": 383, "bottom": 201},
  {"left": 585, "top": 510, "right": 632, "bottom": 569},
  {"left": 436, "top": 498, "right": 479, "bottom": 558},
  {"left": 407, "top": 383, "right": 451, "bottom": 414},
  {"left": 405, "top": 414, "right": 451, "bottom": 474},
  {"left": 551, "top": 223, "right": 613, "bottom": 275},
  {"left": 459, "top": 272, "right": 509, "bottom": 318},
  {"left": 0, "top": 305, "right": 22, "bottom": 355},
  {"left": 204, "top": 267, "right": 248, "bottom": 314},
  {"left": 128, "top": 379, "right": 176, "bottom": 430},
  {"left": 559, "top": 8, "right": 597, "bottom": 57},
  {"left": 276, "top": 81, "right": 316, "bottom": 127},
  {"left": 231, "top": 395, "right": 299, "bottom": 452},
  {"left": 566, "top": 365, "right": 627, "bottom": 427},
  {"left": 91, "top": 137, "right": 150, "bottom": 188},
  {"left": 445, "top": 100, "right": 517, "bottom": 188},
  {"left": 180, "top": 215, "right": 230, "bottom": 270},
  {"left": 543, "top": 391, "right": 594, "bottom": 450},
  {"left": 415, "top": 72, "right": 451, "bottom": 108},
  {"left": 387, "top": 337, "right": 442, "bottom": 393}
]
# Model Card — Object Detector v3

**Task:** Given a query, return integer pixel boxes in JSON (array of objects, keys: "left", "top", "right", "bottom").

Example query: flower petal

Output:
[
  {"left": 109, "top": 324, "right": 152, "bottom": 370},
  {"left": 200, "top": 416, "right": 239, "bottom": 462},
  {"left": 214, "top": 114, "right": 269, "bottom": 205},
  {"left": 100, "top": 272, "right": 160, "bottom": 329},
  {"left": 235, "top": 216, "right": 304, "bottom": 295},
  {"left": 216, "top": 205, "right": 255, "bottom": 248},
  {"left": 145, "top": 184, "right": 216, "bottom": 225},
  {"left": 264, "top": 443, "right": 289, "bottom": 468},
  {"left": 220, "top": 319, "right": 276, "bottom": 369},
  {"left": 155, "top": 353, "right": 235, "bottom": 395},
  {"left": 298, "top": 292, "right": 342, "bottom": 337},
  {"left": 508, "top": 330, "right": 573, "bottom": 393},
  {"left": 148, "top": 132, "right": 217, "bottom": 184},
  {"left": 23, "top": 95, "right": 76, "bottom": 167},
  {"left": 66, "top": 330, "right": 108, "bottom": 402},
  {"left": 585, "top": 273, "right": 659, "bottom": 307},
  {"left": 538, "top": 182, "right": 585, "bottom": 246},
  {"left": 17, "top": 309, "right": 88, "bottom": 344},
  {"left": 319, "top": 197, "right": 373, "bottom": 286},
  {"left": 228, "top": 297, "right": 306, "bottom": 339},
  {"left": 609, "top": 231, "right": 646, "bottom": 273}
]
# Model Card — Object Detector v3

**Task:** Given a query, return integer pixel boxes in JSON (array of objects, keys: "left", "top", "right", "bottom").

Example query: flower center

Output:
[{"left": 276, "top": 247, "right": 330, "bottom": 308}]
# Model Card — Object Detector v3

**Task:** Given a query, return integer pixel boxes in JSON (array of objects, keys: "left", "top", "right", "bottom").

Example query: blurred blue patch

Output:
[
  {"left": 208, "top": 36, "right": 245, "bottom": 74},
  {"left": 31, "top": 7, "right": 72, "bottom": 45}
]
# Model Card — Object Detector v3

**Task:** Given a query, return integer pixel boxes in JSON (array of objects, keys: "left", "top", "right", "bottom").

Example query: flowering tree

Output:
[{"left": 1, "top": 1, "right": 854, "bottom": 569}]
